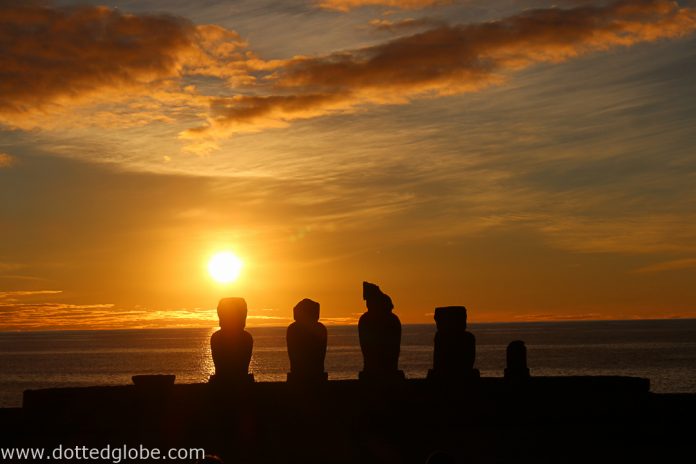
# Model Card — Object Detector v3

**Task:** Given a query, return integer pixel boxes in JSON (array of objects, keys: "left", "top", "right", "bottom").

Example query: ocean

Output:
[{"left": 1, "top": 319, "right": 695, "bottom": 408}]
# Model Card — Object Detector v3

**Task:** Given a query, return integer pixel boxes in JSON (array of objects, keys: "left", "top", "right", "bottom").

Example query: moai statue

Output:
[
  {"left": 210, "top": 297, "right": 254, "bottom": 384},
  {"left": 358, "top": 281, "right": 404, "bottom": 381},
  {"left": 504, "top": 340, "right": 530, "bottom": 380},
  {"left": 428, "top": 306, "right": 480, "bottom": 381},
  {"left": 286, "top": 298, "right": 328, "bottom": 384}
]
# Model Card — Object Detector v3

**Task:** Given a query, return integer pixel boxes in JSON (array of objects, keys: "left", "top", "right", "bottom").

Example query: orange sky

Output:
[{"left": 2, "top": 0, "right": 696, "bottom": 330}]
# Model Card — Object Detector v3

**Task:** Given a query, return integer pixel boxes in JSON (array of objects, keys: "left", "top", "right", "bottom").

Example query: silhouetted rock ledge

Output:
[{"left": 3, "top": 376, "right": 694, "bottom": 464}]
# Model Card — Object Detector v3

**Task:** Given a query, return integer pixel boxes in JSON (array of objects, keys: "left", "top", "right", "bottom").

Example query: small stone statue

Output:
[
  {"left": 504, "top": 340, "right": 530, "bottom": 380},
  {"left": 286, "top": 298, "right": 328, "bottom": 383},
  {"left": 210, "top": 297, "right": 254, "bottom": 384},
  {"left": 428, "top": 306, "right": 479, "bottom": 381},
  {"left": 358, "top": 281, "right": 404, "bottom": 381}
]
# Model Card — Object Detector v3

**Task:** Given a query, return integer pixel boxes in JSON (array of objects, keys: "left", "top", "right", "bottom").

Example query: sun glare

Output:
[{"left": 208, "top": 252, "right": 243, "bottom": 283}]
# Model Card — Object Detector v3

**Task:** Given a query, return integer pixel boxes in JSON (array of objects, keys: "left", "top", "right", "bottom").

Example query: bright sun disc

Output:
[{"left": 208, "top": 252, "right": 243, "bottom": 283}]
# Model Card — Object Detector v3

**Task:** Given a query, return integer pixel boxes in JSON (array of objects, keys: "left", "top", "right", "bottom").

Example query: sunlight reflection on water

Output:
[{"left": 1, "top": 320, "right": 695, "bottom": 407}]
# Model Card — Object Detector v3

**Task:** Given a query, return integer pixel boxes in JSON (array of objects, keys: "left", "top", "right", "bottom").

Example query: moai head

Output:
[
  {"left": 434, "top": 306, "right": 467, "bottom": 332},
  {"left": 363, "top": 281, "right": 393, "bottom": 314},
  {"left": 217, "top": 297, "right": 248, "bottom": 331},
  {"left": 293, "top": 298, "right": 320, "bottom": 323},
  {"left": 506, "top": 340, "right": 528, "bottom": 369}
]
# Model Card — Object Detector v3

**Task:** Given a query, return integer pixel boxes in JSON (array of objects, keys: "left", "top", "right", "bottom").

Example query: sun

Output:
[{"left": 208, "top": 252, "right": 243, "bottom": 283}]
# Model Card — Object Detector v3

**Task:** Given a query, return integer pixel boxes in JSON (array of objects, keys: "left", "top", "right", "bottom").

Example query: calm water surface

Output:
[{"left": 1, "top": 319, "right": 695, "bottom": 407}]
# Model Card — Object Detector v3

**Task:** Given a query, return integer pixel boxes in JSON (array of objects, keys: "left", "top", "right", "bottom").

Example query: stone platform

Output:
[{"left": 3, "top": 376, "right": 693, "bottom": 463}]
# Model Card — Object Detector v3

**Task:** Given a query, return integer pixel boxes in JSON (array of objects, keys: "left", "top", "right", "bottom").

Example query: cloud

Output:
[
  {"left": 0, "top": 287, "right": 293, "bottom": 330},
  {"left": 0, "top": 152, "right": 15, "bottom": 168},
  {"left": 0, "top": 299, "right": 294, "bottom": 330},
  {"left": 185, "top": 0, "right": 696, "bottom": 143},
  {"left": 368, "top": 17, "right": 446, "bottom": 32},
  {"left": 181, "top": 93, "right": 354, "bottom": 137},
  {"left": 319, "top": 0, "right": 451, "bottom": 12},
  {"left": 0, "top": 301, "right": 129, "bottom": 331},
  {"left": 322, "top": 316, "right": 361, "bottom": 325},
  {"left": 511, "top": 312, "right": 606, "bottom": 321},
  {"left": 0, "top": 2, "right": 248, "bottom": 130},
  {"left": 537, "top": 214, "right": 696, "bottom": 254},
  {"left": 4, "top": 1, "right": 694, "bottom": 156},
  {"left": 0, "top": 286, "right": 213, "bottom": 330},
  {"left": 0, "top": 262, "right": 19, "bottom": 272},
  {"left": 247, "top": 314, "right": 293, "bottom": 322},
  {"left": 509, "top": 311, "right": 696, "bottom": 321},
  {"left": 634, "top": 257, "right": 696, "bottom": 273},
  {"left": 0, "top": 290, "right": 62, "bottom": 300}
]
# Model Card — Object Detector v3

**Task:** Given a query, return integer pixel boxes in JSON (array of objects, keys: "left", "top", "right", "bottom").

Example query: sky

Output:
[{"left": 1, "top": 0, "right": 696, "bottom": 330}]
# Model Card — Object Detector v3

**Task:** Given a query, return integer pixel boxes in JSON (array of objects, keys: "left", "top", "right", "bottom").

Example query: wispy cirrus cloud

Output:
[
  {"left": 0, "top": 287, "right": 206, "bottom": 330},
  {"left": 183, "top": 0, "right": 696, "bottom": 146},
  {"left": 368, "top": 17, "right": 446, "bottom": 33},
  {"left": 0, "top": 290, "right": 63, "bottom": 300},
  {"left": 318, "top": 0, "right": 452, "bottom": 12},
  {"left": 536, "top": 213, "right": 696, "bottom": 255},
  {"left": 0, "top": 301, "right": 158, "bottom": 331},
  {"left": 3, "top": 1, "right": 695, "bottom": 155},
  {"left": 0, "top": 152, "right": 15, "bottom": 168},
  {"left": 0, "top": 300, "right": 295, "bottom": 330},
  {"left": 0, "top": 290, "right": 114, "bottom": 330},
  {"left": 0, "top": 287, "right": 296, "bottom": 330},
  {"left": 634, "top": 257, "right": 696, "bottom": 273},
  {"left": 509, "top": 313, "right": 678, "bottom": 321}
]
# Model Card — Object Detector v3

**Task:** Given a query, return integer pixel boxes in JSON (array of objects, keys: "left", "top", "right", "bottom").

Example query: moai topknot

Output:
[
  {"left": 286, "top": 298, "right": 328, "bottom": 384},
  {"left": 358, "top": 281, "right": 404, "bottom": 381},
  {"left": 428, "top": 306, "right": 479, "bottom": 381},
  {"left": 504, "top": 340, "right": 530, "bottom": 380},
  {"left": 210, "top": 297, "right": 254, "bottom": 384}
]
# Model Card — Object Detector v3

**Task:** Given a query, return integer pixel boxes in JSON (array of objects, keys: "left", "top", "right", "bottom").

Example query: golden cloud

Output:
[
  {"left": 0, "top": 301, "right": 161, "bottom": 331},
  {"left": 0, "top": 299, "right": 295, "bottom": 330},
  {"left": 0, "top": 3, "right": 248, "bottom": 130},
  {"left": 185, "top": 0, "right": 696, "bottom": 143},
  {"left": 368, "top": 17, "right": 445, "bottom": 32},
  {"left": 0, "top": 288, "right": 217, "bottom": 330},
  {"left": 319, "top": 0, "right": 451, "bottom": 12},
  {"left": 634, "top": 258, "right": 696, "bottom": 273},
  {"left": 0, "top": 290, "right": 63, "bottom": 300},
  {"left": 2, "top": 1, "right": 695, "bottom": 154},
  {"left": 0, "top": 152, "right": 15, "bottom": 168}
]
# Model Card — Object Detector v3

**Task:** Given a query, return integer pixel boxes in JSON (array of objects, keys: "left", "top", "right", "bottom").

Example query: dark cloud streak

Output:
[
  {"left": 0, "top": 3, "right": 193, "bottom": 114},
  {"left": 318, "top": 0, "right": 452, "bottom": 12},
  {"left": 185, "top": 0, "right": 696, "bottom": 141},
  {"left": 0, "top": 2, "right": 246, "bottom": 129}
]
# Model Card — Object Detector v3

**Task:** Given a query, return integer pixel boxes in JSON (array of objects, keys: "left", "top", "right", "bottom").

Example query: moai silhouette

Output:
[
  {"left": 210, "top": 297, "right": 254, "bottom": 384},
  {"left": 428, "top": 306, "right": 479, "bottom": 381},
  {"left": 504, "top": 340, "right": 530, "bottom": 380},
  {"left": 286, "top": 298, "right": 328, "bottom": 384},
  {"left": 358, "top": 281, "right": 404, "bottom": 381}
]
